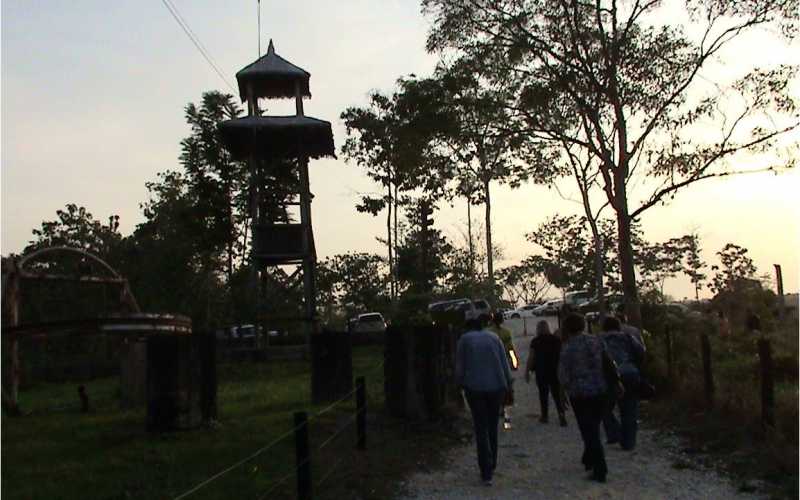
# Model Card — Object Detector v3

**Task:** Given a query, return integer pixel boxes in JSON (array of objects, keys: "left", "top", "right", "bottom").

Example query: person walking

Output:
[
  {"left": 488, "top": 312, "right": 518, "bottom": 369},
  {"left": 616, "top": 306, "right": 646, "bottom": 351},
  {"left": 525, "top": 320, "right": 567, "bottom": 426},
  {"left": 558, "top": 313, "right": 622, "bottom": 483},
  {"left": 455, "top": 312, "right": 514, "bottom": 486},
  {"left": 488, "top": 311, "right": 518, "bottom": 429},
  {"left": 600, "top": 316, "right": 645, "bottom": 450}
]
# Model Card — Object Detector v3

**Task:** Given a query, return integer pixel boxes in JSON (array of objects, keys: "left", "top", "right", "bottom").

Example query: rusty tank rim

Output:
[{"left": 4, "top": 313, "right": 192, "bottom": 339}]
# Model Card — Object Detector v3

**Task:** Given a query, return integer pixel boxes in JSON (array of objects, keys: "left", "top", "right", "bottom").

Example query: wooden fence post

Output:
[
  {"left": 700, "top": 333, "right": 714, "bottom": 409},
  {"left": 294, "top": 411, "right": 312, "bottom": 500},
  {"left": 758, "top": 338, "right": 775, "bottom": 428},
  {"left": 356, "top": 376, "right": 366, "bottom": 450}
]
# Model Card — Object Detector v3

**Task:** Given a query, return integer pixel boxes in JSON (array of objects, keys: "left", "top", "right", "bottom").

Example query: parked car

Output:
[
  {"left": 472, "top": 299, "right": 492, "bottom": 319},
  {"left": 428, "top": 298, "right": 492, "bottom": 322},
  {"left": 234, "top": 324, "right": 259, "bottom": 339},
  {"left": 429, "top": 298, "right": 471, "bottom": 313},
  {"left": 533, "top": 299, "right": 563, "bottom": 316},
  {"left": 507, "top": 303, "right": 542, "bottom": 319},
  {"left": 664, "top": 302, "right": 702, "bottom": 320},
  {"left": 579, "top": 293, "right": 624, "bottom": 324},
  {"left": 352, "top": 313, "right": 387, "bottom": 334},
  {"left": 564, "top": 289, "right": 592, "bottom": 307},
  {"left": 579, "top": 293, "right": 625, "bottom": 314}
]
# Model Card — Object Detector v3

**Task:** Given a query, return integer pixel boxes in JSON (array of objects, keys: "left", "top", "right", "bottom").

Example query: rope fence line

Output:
[
  {"left": 310, "top": 385, "right": 359, "bottom": 421},
  {"left": 173, "top": 376, "right": 370, "bottom": 500},
  {"left": 172, "top": 424, "right": 302, "bottom": 500},
  {"left": 316, "top": 411, "right": 359, "bottom": 451},
  {"left": 255, "top": 456, "right": 312, "bottom": 500},
  {"left": 315, "top": 455, "right": 347, "bottom": 490}
]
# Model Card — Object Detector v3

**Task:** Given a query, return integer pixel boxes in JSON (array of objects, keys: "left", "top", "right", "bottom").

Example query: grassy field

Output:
[{"left": 2, "top": 345, "right": 455, "bottom": 500}]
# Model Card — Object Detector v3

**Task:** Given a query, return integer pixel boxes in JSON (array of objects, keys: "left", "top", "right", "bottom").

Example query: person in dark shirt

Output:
[
  {"left": 525, "top": 320, "right": 567, "bottom": 426},
  {"left": 600, "top": 316, "right": 644, "bottom": 450}
]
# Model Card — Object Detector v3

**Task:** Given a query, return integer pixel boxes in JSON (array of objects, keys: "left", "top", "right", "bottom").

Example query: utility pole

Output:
[{"left": 774, "top": 264, "right": 785, "bottom": 320}]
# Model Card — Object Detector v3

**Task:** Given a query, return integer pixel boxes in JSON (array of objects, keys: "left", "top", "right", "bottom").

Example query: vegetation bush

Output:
[{"left": 642, "top": 305, "right": 798, "bottom": 497}]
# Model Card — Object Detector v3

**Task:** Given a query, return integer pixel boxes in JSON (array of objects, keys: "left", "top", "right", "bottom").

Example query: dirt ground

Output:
[{"left": 396, "top": 318, "right": 762, "bottom": 500}]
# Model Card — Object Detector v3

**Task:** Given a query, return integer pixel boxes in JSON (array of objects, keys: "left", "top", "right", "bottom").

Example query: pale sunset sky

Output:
[{"left": 2, "top": 1, "right": 798, "bottom": 302}]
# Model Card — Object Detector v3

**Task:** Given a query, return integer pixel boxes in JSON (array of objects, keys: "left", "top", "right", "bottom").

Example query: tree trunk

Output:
[
  {"left": 386, "top": 184, "right": 394, "bottom": 301},
  {"left": 576, "top": 163, "right": 606, "bottom": 322},
  {"left": 591, "top": 226, "right": 606, "bottom": 322},
  {"left": 227, "top": 240, "right": 234, "bottom": 283},
  {"left": 483, "top": 179, "right": 495, "bottom": 301},
  {"left": 393, "top": 183, "right": 399, "bottom": 298},
  {"left": 614, "top": 185, "right": 642, "bottom": 327},
  {"left": 467, "top": 199, "right": 474, "bottom": 279}
]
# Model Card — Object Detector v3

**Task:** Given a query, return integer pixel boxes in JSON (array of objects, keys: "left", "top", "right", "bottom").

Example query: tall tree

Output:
[
  {"left": 398, "top": 60, "right": 550, "bottom": 300},
  {"left": 710, "top": 242, "right": 758, "bottom": 296},
  {"left": 637, "top": 236, "right": 691, "bottom": 296},
  {"left": 434, "top": 59, "right": 524, "bottom": 299},
  {"left": 318, "top": 253, "right": 391, "bottom": 319},
  {"left": 23, "top": 203, "right": 123, "bottom": 265},
  {"left": 497, "top": 259, "right": 551, "bottom": 307},
  {"left": 180, "top": 91, "right": 247, "bottom": 283},
  {"left": 423, "top": 0, "right": 799, "bottom": 326},
  {"left": 341, "top": 92, "right": 403, "bottom": 300},
  {"left": 395, "top": 201, "right": 453, "bottom": 297},
  {"left": 527, "top": 214, "right": 618, "bottom": 295},
  {"left": 125, "top": 170, "right": 225, "bottom": 327},
  {"left": 19, "top": 204, "right": 127, "bottom": 322},
  {"left": 341, "top": 82, "right": 451, "bottom": 301},
  {"left": 683, "top": 232, "right": 707, "bottom": 301}
]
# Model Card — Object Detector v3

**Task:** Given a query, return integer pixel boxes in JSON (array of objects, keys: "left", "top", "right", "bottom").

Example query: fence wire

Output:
[
  {"left": 172, "top": 423, "right": 301, "bottom": 500},
  {"left": 255, "top": 456, "right": 311, "bottom": 500},
  {"left": 173, "top": 359, "right": 379, "bottom": 499}
]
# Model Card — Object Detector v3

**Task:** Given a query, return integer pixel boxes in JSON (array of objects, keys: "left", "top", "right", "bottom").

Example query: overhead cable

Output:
[{"left": 160, "top": 0, "right": 236, "bottom": 93}]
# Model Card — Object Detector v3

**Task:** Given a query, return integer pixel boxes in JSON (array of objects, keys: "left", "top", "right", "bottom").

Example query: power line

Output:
[
  {"left": 160, "top": 0, "right": 237, "bottom": 94},
  {"left": 163, "top": 0, "right": 222, "bottom": 75}
]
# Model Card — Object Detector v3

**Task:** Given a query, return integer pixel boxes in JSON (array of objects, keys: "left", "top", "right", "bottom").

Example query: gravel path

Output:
[{"left": 397, "top": 318, "right": 762, "bottom": 500}]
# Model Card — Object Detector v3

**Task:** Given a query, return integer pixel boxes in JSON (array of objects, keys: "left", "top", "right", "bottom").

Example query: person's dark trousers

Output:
[
  {"left": 603, "top": 371, "right": 641, "bottom": 447},
  {"left": 618, "top": 372, "right": 640, "bottom": 450},
  {"left": 602, "top": 398, "right": 621, "bottom": 444},
  {"left": 464, "top": 388, "right": 506, "bottom": 481},
  {"left": 536, "top": 373, "right": 565, "bottom": 419},
  {"left": 571, "top": 395, "right": 608, "bottom": 481}
]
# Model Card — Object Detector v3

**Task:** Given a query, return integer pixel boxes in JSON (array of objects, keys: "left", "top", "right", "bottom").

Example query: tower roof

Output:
[
  {"left": 218, "top": 115, "right": 335, "bottom": 161},
  {"left": 236, "top": 40, "right": 311, "bottom": 101}
]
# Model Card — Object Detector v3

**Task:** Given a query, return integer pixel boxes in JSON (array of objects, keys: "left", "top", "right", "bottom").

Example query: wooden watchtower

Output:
[{"left": 218, "top": 40, "right": 334, "bottom": 338}]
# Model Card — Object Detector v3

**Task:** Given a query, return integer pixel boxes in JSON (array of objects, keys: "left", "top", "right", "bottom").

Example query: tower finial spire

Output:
[{"left": 267, "top": 39, "right": 275, "bottom": 55}]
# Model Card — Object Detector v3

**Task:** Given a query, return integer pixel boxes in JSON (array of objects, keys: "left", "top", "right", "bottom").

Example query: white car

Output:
[
  {"left": 565, "top": 290, "right": 592, "bottom": 308},
  {"left": 507, "top": 303, "right": 542, "bottom": 319},
  {"left": 428, "top": 298, "right": 492, "bottom": 322},
  {"left": 533, "top": 299, "right": 563, "bottom": 316},
  {"left": 352, "top": 313, "right": 387, "bottom": 334}
]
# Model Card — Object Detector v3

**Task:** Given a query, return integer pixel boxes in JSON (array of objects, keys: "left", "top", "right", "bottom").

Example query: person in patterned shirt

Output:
[{"left": 558, "top": 313, "right": 621, "bottom": 483}]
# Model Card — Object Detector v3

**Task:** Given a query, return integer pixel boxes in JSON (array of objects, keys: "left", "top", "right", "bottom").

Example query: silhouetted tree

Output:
[{"left": 423, "top": 0, "right": 799, "bottom": 326}]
